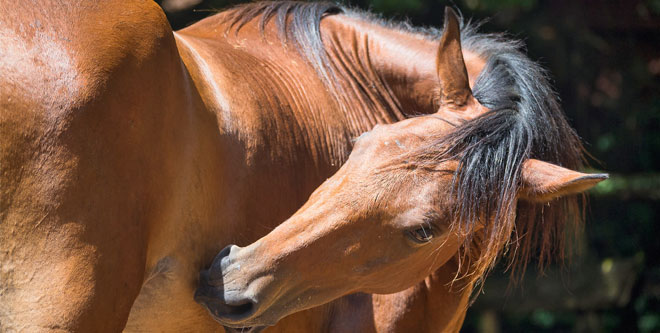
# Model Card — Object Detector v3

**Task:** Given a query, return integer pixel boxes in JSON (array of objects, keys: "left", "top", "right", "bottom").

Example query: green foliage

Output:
[
  {"left": 530, "top": 310, "right": 556, "bottom": 328},
  {"left": 639, "top": 314, "right": 660, "bottom": 333},
  {"left": 591, "top": 174, "right": 660, "bottom": 200},
  {"left": 647, "top": 0, "right": 660, "bottom": 14},
  {"left": 637, "top": 294, "right": 660, "bottom": 333}
]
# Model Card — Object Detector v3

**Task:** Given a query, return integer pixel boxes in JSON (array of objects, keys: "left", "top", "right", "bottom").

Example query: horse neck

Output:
[
  {"left": 320, "top": 14, "right": 486, "bottom": 116},
  {"left": 175, "top": 15, "right": 399, "bottom": 170}
]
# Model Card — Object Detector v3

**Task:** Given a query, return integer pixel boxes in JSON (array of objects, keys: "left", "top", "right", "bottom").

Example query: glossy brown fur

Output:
[
  {"left": 0, "top": 1, "right": 603, "bottom": 332},
  {"left": 192, "top": 4, "right": 606, "bottom": 332}
]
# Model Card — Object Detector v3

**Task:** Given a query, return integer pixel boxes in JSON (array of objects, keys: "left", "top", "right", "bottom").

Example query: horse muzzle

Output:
[{"left": 195, "top": 244, "right": 277, "bottom": 328}]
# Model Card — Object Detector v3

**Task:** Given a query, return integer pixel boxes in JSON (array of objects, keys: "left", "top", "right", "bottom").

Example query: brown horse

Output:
[
  {"left": 193, "top": 5, "right": 608, "bottom": 332},
  {"left": 0, "top": 1, "right": 604, "bottom": 332}
]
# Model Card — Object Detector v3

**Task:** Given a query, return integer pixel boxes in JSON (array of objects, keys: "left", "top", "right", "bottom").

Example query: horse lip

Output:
[
  {"left": 198, "top": 299, "right": 275, "bottom": 328},
  {"left": 199, "top": 302, "right": 254, "bottom": 323},
  {"left": 222, "top": 326, "right": 267, "bottom": 333},
  {"left": 222, "top": 325, "right": 253, "bottom": 331},
  {"left": 212, "top": 311, "right": 275, "bottom": 330},
  {"left": 194, "top": 292, "right": 257, "bottom": 325}
]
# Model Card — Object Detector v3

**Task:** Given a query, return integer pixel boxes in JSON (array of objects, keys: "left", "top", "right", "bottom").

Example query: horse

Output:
[
  {"left": 0, "top": 1, "right": 605, "bottom": 332},
  {"left": 191, "top": 3, "right": 609, "bottom": 333}
]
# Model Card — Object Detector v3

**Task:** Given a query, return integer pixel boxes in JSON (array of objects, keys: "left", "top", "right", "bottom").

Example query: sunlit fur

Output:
[
  {"left": 225, "top": 1, "right": 585, "bottom": 285},
  {"left": 2, "top": 1, "right": 593, "bottom": 331}
]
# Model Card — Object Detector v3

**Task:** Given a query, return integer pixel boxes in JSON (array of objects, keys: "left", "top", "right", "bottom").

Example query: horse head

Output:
[{"left": 194, "top": 8, "right": 607, "bottom": 330}]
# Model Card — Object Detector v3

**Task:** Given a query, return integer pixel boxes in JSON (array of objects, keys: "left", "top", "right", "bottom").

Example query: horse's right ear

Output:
[
  {"left": 436, "top": 7, "right": 472, "bottom": 109},
  {"left": 520, "top": 159, "right": 608, "bottom": 203}
]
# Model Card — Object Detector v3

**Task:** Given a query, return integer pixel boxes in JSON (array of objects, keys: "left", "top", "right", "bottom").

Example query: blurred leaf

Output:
[
  {"left": 590, "top": 174, "right": 660, "bottom": 200},
  {"left": 531, "top": 310, "right": 555, "bottom": 328},
  {"left": 646, "top": 0, "right": 660, "bottom": 14},
  {"left": 639, "top": 313, "right": 660, "bottom": 332}
]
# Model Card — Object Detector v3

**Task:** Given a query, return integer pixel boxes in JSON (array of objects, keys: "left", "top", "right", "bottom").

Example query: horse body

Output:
[
  {"left": 1, "top": 1, "right": 199, "bottom": 330},
  {"left": 1, "top": 1, "right": 602, "bottom": 332}
]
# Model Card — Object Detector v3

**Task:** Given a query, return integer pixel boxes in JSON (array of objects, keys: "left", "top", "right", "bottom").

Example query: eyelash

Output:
[{"left": 407, "top": 225, "right": 434, "bottom": 243}]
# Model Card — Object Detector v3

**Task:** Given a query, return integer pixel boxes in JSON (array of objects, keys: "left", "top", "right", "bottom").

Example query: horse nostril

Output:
[
  {"left": 210, "top": 244, "right": 237, "bottom": 272},
  {"left": 205, "top": 244, "right": 238, "bottom": 285},
  {"left": 197, "top": 245, "right": 258, "bottom": 322},
  {"left": 217, "top": 244, "right": 233, "bottom": 259}
]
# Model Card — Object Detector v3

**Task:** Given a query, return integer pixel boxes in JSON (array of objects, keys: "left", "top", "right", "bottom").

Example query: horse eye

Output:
[{"left": 408, "top": 226, "right": 433, "bottom": 243}]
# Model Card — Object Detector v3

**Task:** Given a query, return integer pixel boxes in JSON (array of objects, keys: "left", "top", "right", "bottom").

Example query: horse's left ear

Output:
[
  {"left": 520, "top": 159, "right": 609, "bottom": 203},
  {"left": 436, "top": 7, "right": 472, "bottom": 108}
]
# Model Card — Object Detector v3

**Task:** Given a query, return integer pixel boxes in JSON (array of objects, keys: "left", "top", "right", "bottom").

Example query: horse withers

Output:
[{"left": 195, "top": 7, "right": 607, "bottom": 333}]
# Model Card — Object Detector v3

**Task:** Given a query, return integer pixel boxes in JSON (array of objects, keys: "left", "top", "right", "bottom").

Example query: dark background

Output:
[{"left": 157, "top": 0, "right": 660, "bottom": 331}]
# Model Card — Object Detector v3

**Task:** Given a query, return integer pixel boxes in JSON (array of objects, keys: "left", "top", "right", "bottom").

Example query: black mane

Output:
[
  {"left": 225, "top": 2, "right": 342, "bottom": 89},
  {"left": 225, "top": 1, "right": 585, "bottom": 280}
]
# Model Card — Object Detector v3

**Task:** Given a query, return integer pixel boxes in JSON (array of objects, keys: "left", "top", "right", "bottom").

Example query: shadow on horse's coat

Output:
[{"left": 0, "top": 1, "right": 605, "bottom": 332}]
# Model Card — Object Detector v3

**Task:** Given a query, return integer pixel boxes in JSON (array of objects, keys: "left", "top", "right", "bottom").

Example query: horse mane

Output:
[
  {"left": 224, "top": 1, "right": 342, "bottom": 91},
  {"left": 420, "top": 28, "right": 585, "bottom": 284},
  {"left": 223, "top": 1, "right": 586, "bottom": 284}
]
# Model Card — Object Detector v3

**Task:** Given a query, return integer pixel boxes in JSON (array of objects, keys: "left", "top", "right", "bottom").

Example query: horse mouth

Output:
[{"left": 222, "top": 326, "right": 264, "bottom": 333}]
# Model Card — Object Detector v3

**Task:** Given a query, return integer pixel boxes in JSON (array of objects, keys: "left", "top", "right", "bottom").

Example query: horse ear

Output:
[
  {"left": 520, "top": 159, "right": 608, "bottom": 203},
  {"left": 436, "top": 7, "right": 471, "bottom": 108}
]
